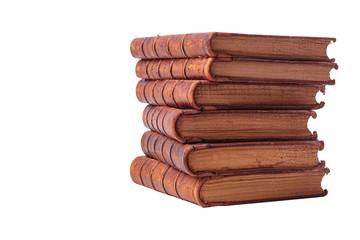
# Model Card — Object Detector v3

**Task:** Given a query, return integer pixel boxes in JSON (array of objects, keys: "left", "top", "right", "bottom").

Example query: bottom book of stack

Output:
[{"left": 130, "top": 155, "right": 329, "bottom": 207}]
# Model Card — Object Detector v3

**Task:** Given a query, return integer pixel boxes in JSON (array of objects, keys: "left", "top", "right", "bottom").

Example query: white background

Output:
[{"left": 0, "top": 0, "right": 358, "bottom": 239}]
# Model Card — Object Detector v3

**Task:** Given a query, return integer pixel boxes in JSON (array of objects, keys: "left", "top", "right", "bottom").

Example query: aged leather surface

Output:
[
  {"left": 142, "top": 105, "right": 318, "bottom": 143},
  {"left": 135, "top": 58, "right": 337, "bottom": 84},
  {"left": 130, "top": 32, "right": 335, "bottom": 61},
  {"left": 141, "top": 131, "right": 195, "bottom": 175},
  {"left": 130, "top": 33, "right": 216, "bottom": 59},
  {"left": 136, "top": 79, "right": 202, "bottom": 109},
  {"left": 141, "top": 131, "right": 325, "bottom": 177},
  {"left": 130, "top": 156, "right": 207, "bottom": 206},
  {"left": 143, "top": 105, "right": 184, "bottom": 142},
  {"left": 130, "top": 156, "right": 329, "bottom": 207},
  {"left": 136, "top": 79, "right": 326, "bottom": 110},
  {"left": 136, "top": 58, "right": 215, "bottom": 80}
]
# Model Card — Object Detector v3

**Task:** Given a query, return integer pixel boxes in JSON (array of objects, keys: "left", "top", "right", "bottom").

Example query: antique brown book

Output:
[
  {"left": 143, "top": 105, "right": 317, "bottom": 143},
  {"left": 136, "top": 58, "right": 337, "bottom": 84},
  {"left": 136, "top": 79, "right": 325, "bottom": 110},
  {"left": 130, "top": 32, "right": 335, "bottom": 62},
  {"left": 141, "top": 131, "right": 324, "bottom": 177},
  {"left": 130, "top": 156, "right": 329, "bottom": 207}
]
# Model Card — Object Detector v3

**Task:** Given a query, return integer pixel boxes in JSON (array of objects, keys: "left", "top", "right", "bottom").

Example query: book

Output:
[
  {"left": 143, "top": 105, "right": 318, "bottom": 143},
  {"left": 130, "top": 156, "right": 329, "bottom": 207},
  {"left": 141, "top": 131, "right": 324, "bottom": 177},
  {"left": 136, "top": 57, "right": 337, "bottom": 84},
  {"left": 136, "top": 79, "right": 325, "bottom": 110},
  {"left": 130, "top": 32, "right": 335, "bottom": 62}
]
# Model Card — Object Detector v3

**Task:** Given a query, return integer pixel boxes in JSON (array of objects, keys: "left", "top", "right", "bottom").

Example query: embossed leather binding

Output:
[
  {"left": 141, "top": 131, "right": 324, "bottom": 177},
  {"left": 130, "top": 32, "right": 335, "bottom": 62},
  {"left": 130, "top": 156, "right": 329, "bottom": 207},
  {"left": 136, "top": 79, "right": 325, "bottom": 110},
  {"left": 143, "top": 105, "right": 318, "bottom": 143},
  {"left": 135, "top": 58, "right": 337, "bottom": 84}
]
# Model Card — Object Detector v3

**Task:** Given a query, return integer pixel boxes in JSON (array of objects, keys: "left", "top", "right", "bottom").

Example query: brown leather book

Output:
[
  {"left": 130, "top": 156, "right": 329, "bottom": 207},
  {"left": 136, "top": 57, "right": 337, "bottom": 84},
  {"left": 136, "top": 79, "right": 325, "bottom": 110},
  {"left": 141, "top": 131, "right": 324, "bottom": 177},
  {"left": 130, "top": 32, "right": 335, "bottom": 62},
  {"left": 143, "top": 105, "right": 317, "bottom": 143}
]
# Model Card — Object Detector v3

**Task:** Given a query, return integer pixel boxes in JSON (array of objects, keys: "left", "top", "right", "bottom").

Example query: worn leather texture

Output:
[
  {"left": 136, "top": 79, "right": 202, "bottom": 109},
  {"left": 135, "top": 58, "right": 337, "bottom": 84},
  {"left": 136, "top": 79, "right": 326, "bottom": 110},
  {"left": 130, "top": 156, "right": 208, "bottom": 206},
  {"left": 136, "top": 58, "right": 215, "bottom": 80},
  {"left": 142, "top": 105, "right": 189, "bottom": 143},
  {"left": 142, "top": 105, "right": 318, "bottom": 143},
  {"left": 130, "top": 33, "right": 216, "bottom": 59},
  {"left": 141, "top": 131, "right": 194, "bottom": 175},
  {"left": 130, "top": 32, "right": 335, "bottom": 61},
  {"left": 130, "top": 156, "right": 329, "bottom": 207},
  {"left": 141, "top": 131, "right": 325, "bottom": 177}
]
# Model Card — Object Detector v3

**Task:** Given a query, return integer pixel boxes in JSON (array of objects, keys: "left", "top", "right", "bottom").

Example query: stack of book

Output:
[{"left": 130, "top": 32, "right": 337, "bottom": 207}]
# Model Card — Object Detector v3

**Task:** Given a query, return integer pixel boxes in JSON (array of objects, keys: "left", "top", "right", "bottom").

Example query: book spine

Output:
[
  {"left": 136, "top": 58, "right": 215, "bottom": 81},
  {"left": 136, "top": 80, "right": 201, "bottom": 109},
  {"left": 130, "top": 156, "right": 207, "bottom": 207},
  {"left": 130, "top": 33, "right": 216, "bottom": 59},
  {"left": 141, "top": 131, "right": 195, "bottom": 176},
  {"left": 142, "top": 105, "right": 185, "bottom": 143}
]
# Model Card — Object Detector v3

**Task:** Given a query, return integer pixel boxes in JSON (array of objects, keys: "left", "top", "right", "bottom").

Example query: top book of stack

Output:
[{"left": 130, "top": 32, "right": 335, "bottom": 62}]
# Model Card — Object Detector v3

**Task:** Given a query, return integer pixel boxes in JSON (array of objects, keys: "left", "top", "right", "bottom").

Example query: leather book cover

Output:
[
  {"left": 141, "top": 131, "right": 325, "bottom": 177},
  {"left": 135, "top": 57, "right": 337, "bottom": 84},
  {"left": 130, "top": 156, "right": 329, "bottom": 207},
  {"left": 136, "top": 79, "right": 203, "bottom": 109},
  {"left": 142, "top": 105, "right": 318, "bottom": 143},
  {"left": 130, "top": 32, "right": 335, "bottom": 62},
  {"left": 136, "top": 79, "right": 326, "bottom": 110}
]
